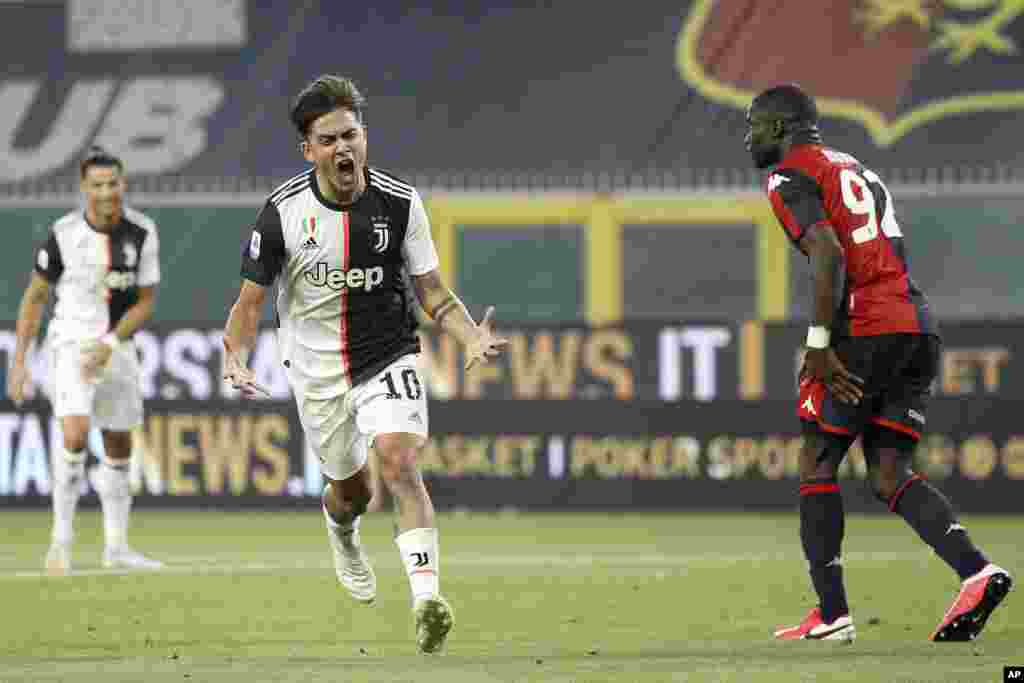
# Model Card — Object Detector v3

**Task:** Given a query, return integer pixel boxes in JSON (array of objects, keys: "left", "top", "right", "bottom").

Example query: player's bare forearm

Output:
[
  {"left": 110, "top": 286, "right": 156, "bottom": 341},
  {"left": 412, "top": 270, "right": 477, "bottom": 346},
  {"left": 13, "top": 274, "right": 50, "bottom": 366},
  {"left": 804, "top": 221, "right": 844, "bottom": 331},
  {"left": 224, "top": 280, "right": 267, "bottom": 359}
]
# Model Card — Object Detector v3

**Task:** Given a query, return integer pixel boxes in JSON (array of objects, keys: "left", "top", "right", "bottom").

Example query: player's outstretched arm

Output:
[
  {"left": 222, "top": 280, "right": 271, "bottom": 397},
  {"left": 411, "top": 269, "right": 508, "bottom": 370},
  {"left": 7, "top": 273, "right": 50, "bottom": 405}
]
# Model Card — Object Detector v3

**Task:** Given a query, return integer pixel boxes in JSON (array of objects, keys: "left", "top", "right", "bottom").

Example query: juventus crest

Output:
[{"left": 372, "top": 217, "right": 390, "bottom": 253}]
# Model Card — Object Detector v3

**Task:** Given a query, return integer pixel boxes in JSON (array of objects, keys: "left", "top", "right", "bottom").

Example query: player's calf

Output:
[{"left": 323, "top": 481, "right": 376, "bottom": 604}]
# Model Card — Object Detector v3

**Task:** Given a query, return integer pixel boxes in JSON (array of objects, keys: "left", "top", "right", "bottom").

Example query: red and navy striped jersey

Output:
[{"left": 766, "top": 144, "right": 935, "bottom": 338}]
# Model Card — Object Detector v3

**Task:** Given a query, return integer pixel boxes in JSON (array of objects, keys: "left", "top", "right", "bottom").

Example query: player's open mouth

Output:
[{"left": 336, "top": 159, "right": 355, "bottom": 179}]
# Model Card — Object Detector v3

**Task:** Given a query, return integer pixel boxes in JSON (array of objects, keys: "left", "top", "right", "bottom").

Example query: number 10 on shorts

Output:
[{"left": 380, "top": 367, "right": 423, "bottom": 400}]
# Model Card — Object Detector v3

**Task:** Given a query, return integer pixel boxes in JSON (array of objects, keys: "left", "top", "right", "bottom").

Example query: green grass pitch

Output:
[{"left": 0, "top": 508, "right": 1018, "bottom": 682}]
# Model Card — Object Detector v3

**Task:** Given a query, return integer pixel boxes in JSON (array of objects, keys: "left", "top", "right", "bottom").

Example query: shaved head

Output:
[
  {"left": 749, "top": 83, "right": 819, "bottom": 125},
  {"left": 745, "top": 83, "right": 822, "bottom": 168}
]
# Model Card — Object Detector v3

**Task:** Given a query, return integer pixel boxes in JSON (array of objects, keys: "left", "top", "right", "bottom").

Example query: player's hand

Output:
[
  {"left": 465, "top": 306, "right": 508, "bottom": 370},
  {"left": 6, "top": 362, "right": 30, "bottom": 406},
  {"left": 222, "top": 338, "right": 270, "bottom": 398},
  {"left": 804, "top": 347, "right": 864, "bottom": 405},
  {"left": 81, "top": 338, "right": 114, "bottom": 381}
]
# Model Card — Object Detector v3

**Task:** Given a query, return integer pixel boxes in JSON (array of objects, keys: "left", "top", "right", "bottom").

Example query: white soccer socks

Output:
[
  {"left": 397, "top": 528, "right": 453, "bottom": 653},
  {"left": 95, "top": 459, "right": 132, "bottom": 552},
  {"left": 324, "top": 502, "right": 376, "bottom": 603},
  {"left": 396, "top": 527, "right": 441, "bottom": 603},
  {"left": 50, "top": 447, "right": 86, "bottom": 547}
]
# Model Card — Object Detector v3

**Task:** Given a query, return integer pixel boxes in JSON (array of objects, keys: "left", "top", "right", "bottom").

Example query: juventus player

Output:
[
  {"left": 7, "top": 147, "right": 163, "bottom": 574},
  {"left": 222, "top": 75, "right": 506, "bottom": 653}
]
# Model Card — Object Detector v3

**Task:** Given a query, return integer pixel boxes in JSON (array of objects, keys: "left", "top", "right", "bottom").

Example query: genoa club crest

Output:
[{"left": 677, "top": 0, "right": 1024, "bottom": 146}]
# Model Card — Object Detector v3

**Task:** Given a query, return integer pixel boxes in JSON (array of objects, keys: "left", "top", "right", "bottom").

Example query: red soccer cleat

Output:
[
  {"left": 931, "top": 564, "right": 1013, "bottom": 642},
  {"left": 774, "top": 607, "right": 856, "bottom": 642}
]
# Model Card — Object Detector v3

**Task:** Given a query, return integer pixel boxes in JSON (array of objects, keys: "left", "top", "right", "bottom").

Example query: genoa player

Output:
[
  {"left": 222, "top": 75, "right": 507, "bottom": 653},
  {"left": 745, "top": 84, "right": 1011, "bottom": 642}
]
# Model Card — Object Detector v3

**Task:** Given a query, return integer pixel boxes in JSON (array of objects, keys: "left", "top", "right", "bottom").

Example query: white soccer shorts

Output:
[
  {"left": 292, "top": 354, "right": 429, "bottom": 481},
  {"left": 47, "top": 339, "right": 144, "bottom": 431}
]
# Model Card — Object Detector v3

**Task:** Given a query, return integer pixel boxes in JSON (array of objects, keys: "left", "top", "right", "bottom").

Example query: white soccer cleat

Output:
[
  {"left": 45, "top": 543, "right": 72, "bottom": 576},
  {"left": 103, "top": 547, "right": 164, "bottom": 570},
  {"left": 414, "top": 595, "right": 454, "bottom": 654},
  {"left": 328, "top": 528, "right": 377, "bottom": 604}
]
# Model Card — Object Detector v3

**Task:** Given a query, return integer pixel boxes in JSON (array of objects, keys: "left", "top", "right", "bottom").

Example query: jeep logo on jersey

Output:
[
  {"left": 105, "top": 271, "right": 137, "bottom": 290},
  {"left": 677, "top": 0, "right": 1024, "bottom": 147},
  {"left": 305, "top": 263, "right": 385, "bottom": 292}
]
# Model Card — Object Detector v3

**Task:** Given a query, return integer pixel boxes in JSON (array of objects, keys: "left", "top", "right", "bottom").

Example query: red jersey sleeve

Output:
[{"left": 766, "top": 168, "right": 827, "bottom": 245}]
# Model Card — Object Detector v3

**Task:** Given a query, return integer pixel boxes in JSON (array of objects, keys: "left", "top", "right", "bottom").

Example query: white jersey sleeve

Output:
[
  {"left": 138, "top": 223, "right": 160, "bottom": 286},
  {"left": 401, "top": 189, "right": 440, "bottom": 276}
]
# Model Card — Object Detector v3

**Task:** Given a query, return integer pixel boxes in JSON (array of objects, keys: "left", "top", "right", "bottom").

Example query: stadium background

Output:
[{"left": 1, "top": 0, "right": 1022, "bottom": 513}]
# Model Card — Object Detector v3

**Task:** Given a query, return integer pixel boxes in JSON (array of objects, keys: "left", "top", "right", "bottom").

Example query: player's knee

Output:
[
  {"left": 326, "top": 476, "right": 372, "bottom": 517},
  {"left": 869, "top": 466, "right": 915, "bottom": 503},
  {"left": 102, "top": 432, "right": 132, "bottom": 461},
  {"left": 799, "top": 433, "right": 843, "bottom": 481},
  {"left": 62, "top": 432, "right": 89, "bottom": 453},
  {"left": 864, "top": 428, "right": 917, "bottom": 503},
  {"left": 373, "top": 435, "right": 421, "bottom": 484}
]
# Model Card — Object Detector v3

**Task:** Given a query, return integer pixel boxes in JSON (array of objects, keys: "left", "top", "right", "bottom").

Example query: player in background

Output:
[
  {"left": 221, "top": 75, "right": 506, "bottom": 654},
  {"left": 7, "top": 147, "right": 163, "bottom": 575},
  {"left": 746, "top": 85, "right": 1011, "bottom": 642}
]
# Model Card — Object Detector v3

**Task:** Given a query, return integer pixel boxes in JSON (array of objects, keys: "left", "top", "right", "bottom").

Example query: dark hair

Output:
[
  {"left": 751, "top": 84, "right": 819, "bottom": 125},
  {"left": 290, "top": 75, "right": 367, "bottom": 138},
  {"left": 79, "top": 146, "right": 123, "bottom": 179}
]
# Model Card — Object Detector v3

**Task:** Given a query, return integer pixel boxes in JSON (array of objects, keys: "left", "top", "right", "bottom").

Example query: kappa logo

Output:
[
  {"left": 767, "top": 173, "right": 790, "bottom": 192},
  {"left": 677, "top": 0, "right": 1024, "bottom": 147},
  {"left": 801, "top": 396, "right": 818, "bottom": 416},
  {"left": 122, "top": 243, "right": 137, "bottom": 268}
]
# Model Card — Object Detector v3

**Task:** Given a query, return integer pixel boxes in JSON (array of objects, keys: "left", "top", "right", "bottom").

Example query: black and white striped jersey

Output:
[
  {"left": 240, "top": 167, "right": 439, "bottom": 394},
  {"left": 34, "top": 208, "right": 160, "bottom": 346}
]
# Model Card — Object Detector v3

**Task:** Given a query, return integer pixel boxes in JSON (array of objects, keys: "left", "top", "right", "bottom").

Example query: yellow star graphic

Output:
[
  {"left": 932, "top": 0, "right": 1024, "bottom": 63},
  {"left": 856, "top": 0, "right": 934, "bottom": 37}
]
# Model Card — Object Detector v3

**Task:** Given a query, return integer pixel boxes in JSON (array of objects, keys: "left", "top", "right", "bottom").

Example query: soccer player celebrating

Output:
[
  {"left": 7, "top": 147, "right": 163, "bottom": 574},
  {"left": 746, "top": 84, "right": 1012, "bottom": 642},
  {"left": 222, "top": 75, "right": 506, "bottom": 654}
]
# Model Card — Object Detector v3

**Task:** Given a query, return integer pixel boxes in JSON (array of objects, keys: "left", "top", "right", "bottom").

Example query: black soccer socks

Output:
[
  {"left": 800, "top": 479, "right": 849, "bottom": 622},
  {"left": 889, "top": 475, "right": 988, "bottom": 581}
]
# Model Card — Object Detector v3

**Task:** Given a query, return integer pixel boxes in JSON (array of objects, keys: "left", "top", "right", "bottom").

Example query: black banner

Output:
[
  {"left": 1, "top": 398, "right": 1021, "bottom": 512},
  {"left": 2, "top": 320, "right": 1021, "bottom": 510},
  {"left": 4, "top": 320, "right": 1018, "bottom": 405}
]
